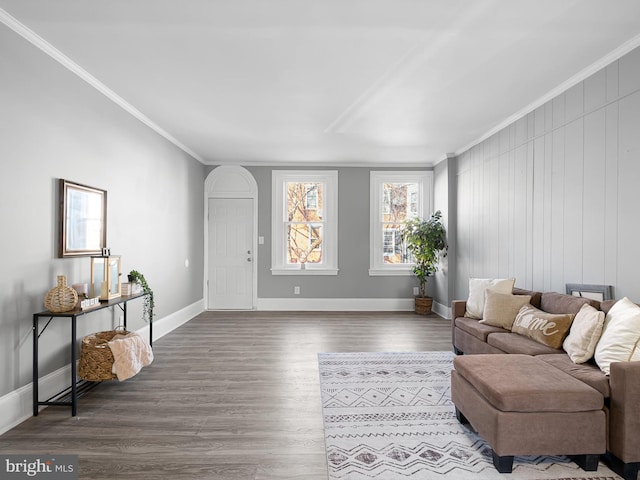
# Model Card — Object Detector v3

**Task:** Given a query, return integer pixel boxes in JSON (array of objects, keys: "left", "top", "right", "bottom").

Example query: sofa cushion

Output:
[
  {"left": 563, "top": 303, "right": 605, "bottom": 364},
  {"left": 537, "top": 354, "right": 610, "bottom": 398},
  {"left": 479, "top": 290, "right": 531, "bottom": 330},
  {"left": 455, "top": 316, "right": 506, "bottom": 342},
  {"left": 540, "top": 292, "right": 598, "bottom": 315},
  {"left": 464, "top": 277, "right": 515, "bottom": 319},
  {"left": 511, "top": 305, "right": 574, "bottom": 349},
  {"left": 594, "top": 297, "right": 640, "bottom": 375},
  {"left": 487, "top": 332, "right": 564, "bottom": 356},
  {"left": 453, "top": 354, "right": 603, "bottom": 412}
]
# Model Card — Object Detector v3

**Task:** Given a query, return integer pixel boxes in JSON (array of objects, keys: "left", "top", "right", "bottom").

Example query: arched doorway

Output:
[{"left": 204, "top": 166, "right": 258, "bottom": 309}]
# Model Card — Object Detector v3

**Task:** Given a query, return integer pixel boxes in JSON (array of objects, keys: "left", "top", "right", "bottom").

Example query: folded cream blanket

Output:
[{"left": 108, "top": 331, "right": 153, "bottom": 381}]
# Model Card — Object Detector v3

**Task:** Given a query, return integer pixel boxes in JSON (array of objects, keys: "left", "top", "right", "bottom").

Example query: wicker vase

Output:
[{"left": 44, "top": 275, "right": 78, "bottom": 313}]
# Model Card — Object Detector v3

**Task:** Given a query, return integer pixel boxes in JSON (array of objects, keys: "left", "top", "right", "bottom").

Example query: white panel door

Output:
[{"left": 208, "top": 198, "right": 253, "bottom": 309}]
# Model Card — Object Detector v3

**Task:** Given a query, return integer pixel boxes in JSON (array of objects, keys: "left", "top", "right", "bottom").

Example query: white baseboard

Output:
[
  {"left": 256, "top": 297, "right": 452, "bottom": 317},
  {"left": 256, "top": 297, "right": 415, "bottom": 311},
  {"left": 432, "top": 301, "right": 451, "bottom": 319},
  {"left": 0, "top": 299, "right": 205, "bottom": 436},
  {"left": 137, "top": 298, "right": 205, "bottom": 342}
]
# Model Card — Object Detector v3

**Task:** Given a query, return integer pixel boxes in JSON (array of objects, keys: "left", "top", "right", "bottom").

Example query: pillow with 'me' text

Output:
[{"left": 512, "top": 305, "right": 574, "bottom": 349}]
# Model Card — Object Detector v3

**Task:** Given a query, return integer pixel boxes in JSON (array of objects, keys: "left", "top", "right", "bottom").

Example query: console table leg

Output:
[
  {"left": 32, "top": 314, "right": 39, "bottom": 416},
  {"left": 71, "top": 316, "right": 77, "bottom": 417}
]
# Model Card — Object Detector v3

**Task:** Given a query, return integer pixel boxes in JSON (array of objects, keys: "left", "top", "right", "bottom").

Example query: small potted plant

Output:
[
  {"left": 401, "top": 210, "right": 447, "bottom": 315},
  {"left": 128, "top": 270, "right": 154, "bottom": 322}
]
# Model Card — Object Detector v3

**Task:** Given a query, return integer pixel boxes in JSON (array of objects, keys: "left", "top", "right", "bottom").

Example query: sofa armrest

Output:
[
  {"left": 608, "top": 360, "right": 640, "bottom": 463},
  {"left": 451, "top": 300, "right": 467, "bottom": 320},
  {"left": 451, "top": 300, "right": 467, "bottom": 351}
]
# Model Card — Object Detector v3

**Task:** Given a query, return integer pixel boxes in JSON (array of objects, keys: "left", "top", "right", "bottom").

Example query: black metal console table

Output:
[{"left": 32, "top": 293, "right": 152, "bottom": 417}]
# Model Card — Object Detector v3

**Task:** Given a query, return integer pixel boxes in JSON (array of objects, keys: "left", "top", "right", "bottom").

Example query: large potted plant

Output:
[{"left": 401, "top": 210, "right": 447, "bottom": 315}]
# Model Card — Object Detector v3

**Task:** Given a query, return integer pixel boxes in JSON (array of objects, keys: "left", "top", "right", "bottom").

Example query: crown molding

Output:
[
  {"left": 0, "top": 7, "right": 206, "bottom": 164},
  {"left": 455, "top": 33, "right": 640, "bottom": 158}
]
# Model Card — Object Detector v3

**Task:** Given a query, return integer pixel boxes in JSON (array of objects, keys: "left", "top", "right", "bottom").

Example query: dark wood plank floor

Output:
[{"left": 0, "top": 311, "right": 453, "bottom": 479}]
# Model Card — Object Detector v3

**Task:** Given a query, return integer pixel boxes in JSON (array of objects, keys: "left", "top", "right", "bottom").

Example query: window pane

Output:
[
  {"left": 287, "top": 223, "right": 323, "bottom": 264},
  {"left": 287, "top": 182, "right": 323, "bottom": 221},
  {"left": 381, "top": 182, "right": 418, "bottom": 264},
  {"left": 382, "top": 223, "right": 405, "bottom": 264},
  {"left": 382, "top": 183, "right": 418, "bottom": 222}
]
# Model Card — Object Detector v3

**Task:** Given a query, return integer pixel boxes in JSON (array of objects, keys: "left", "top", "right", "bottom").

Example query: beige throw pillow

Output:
[
  {"left": 512, "top": 305, "right": 575, "bottom": 349},
  {"left": 563, "top": 304, "right": 605, "bottom": 363},
  {"left": 464, "top": 277, "right": 515, "bottom": 319},
  {"left": 479, "top": 289, "right": 531, "bottom": 330},
  {"left": 594, "top": 297, "right": 640, "bottom": 375}
]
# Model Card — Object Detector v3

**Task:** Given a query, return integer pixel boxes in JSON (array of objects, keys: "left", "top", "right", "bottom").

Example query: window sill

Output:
[
  {"left": 271, "top": 268, "right": 339, "bottom": 276},
  {"left": 368, "top": 268, "right": 413, "bottom": 277}
]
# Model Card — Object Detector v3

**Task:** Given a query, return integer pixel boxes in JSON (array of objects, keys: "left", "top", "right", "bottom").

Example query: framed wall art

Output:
[
  {"left": 565, "top": 283, "right": 613, "bottom": 301},
  {"left": 58, "top": 179, "right": 107, "bottom": 257}
]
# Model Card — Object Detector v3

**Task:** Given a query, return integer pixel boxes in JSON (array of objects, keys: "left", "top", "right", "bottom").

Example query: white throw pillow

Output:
[
  {"left": 563, "top": 303, "right": 605, "bottom": 364},
  {"left": 464, "top": 277, "right": 515, "bottom": 319},
  {"left": 594, "top": 297, "right": 640, "bottom": 375}
]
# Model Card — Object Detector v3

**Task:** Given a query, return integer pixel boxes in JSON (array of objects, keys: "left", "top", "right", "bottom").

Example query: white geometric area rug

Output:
[{"left": 318, "top": 351, "right": 621, "bottom": 480}]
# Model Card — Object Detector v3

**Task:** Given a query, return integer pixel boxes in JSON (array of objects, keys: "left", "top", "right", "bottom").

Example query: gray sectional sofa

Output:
[{"left": 451, "top": 288, "right": 640, "bottom": 480}]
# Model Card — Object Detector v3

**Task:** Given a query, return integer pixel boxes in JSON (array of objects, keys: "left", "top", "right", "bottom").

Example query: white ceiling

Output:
[{"left": 2, "top": 1, "right": 640, "bottom": 166}]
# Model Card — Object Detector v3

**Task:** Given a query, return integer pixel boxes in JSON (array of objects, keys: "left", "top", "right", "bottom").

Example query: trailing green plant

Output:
[
  {"left": 401, "top": 210, "right": 448, "bottom": 298},
  {"left": 128, "top": 270, "right": 154, "bottom": 322}
]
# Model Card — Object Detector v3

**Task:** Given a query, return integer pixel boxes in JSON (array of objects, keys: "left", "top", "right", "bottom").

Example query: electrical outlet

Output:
[
  {"left": 413, "top": 287, "right": 420, "bottom": 296},
  {"left": 294, "top": 286, "right": 300, "bottom": 295}
]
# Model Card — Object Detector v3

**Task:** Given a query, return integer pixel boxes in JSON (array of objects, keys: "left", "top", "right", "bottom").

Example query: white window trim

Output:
[
  {"left": 272, "top": 170, "right": 338, "bottom": 275},
  {"left": 369, "top": 171, "right": 433, "bottom": 276}
]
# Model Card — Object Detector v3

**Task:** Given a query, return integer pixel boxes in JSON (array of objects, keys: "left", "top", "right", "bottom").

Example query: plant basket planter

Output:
[{"left": 415, "top": 296, "right": 433, "bottom": 315}]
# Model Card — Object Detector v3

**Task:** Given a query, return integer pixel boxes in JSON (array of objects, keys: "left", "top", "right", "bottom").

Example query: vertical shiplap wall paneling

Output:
[
  {"left": 563, "top": 117, "right": 584, "bottom": 285},
  {"left": 616, "top": 48, "right": 640, "bottom": 298},
  {"left": 543, "top": 101, "right": 554, "bottom": 292},
  {"left": 583, "top": 108, "right": 606, "bottom": 284},
  {"left": 485, "top": 143, "right": 500, "bottom": 276},
  {"left": 604, "top": 60, "right": 619, "bottom": 291},
  {"left": 513, "top": 144, "right": 528, "bottom": 287},
  {"left": 550, "top": 123, "right": 566, "bottom": 294},
  {"left": 456, "top": 155, "right": 471, "bottom": 296},
  {"left": 532, "top": 132, "right": 545, "bottom": 289},
  {"left": 453, "top": 46, "right": 640, "bottom": 300},
  {"left": 498, "top": 150, "right": 510, "bottom": 278},
  {"left": 604, "top": 101, "right": 618, "bottom": 290},
  {"left": 617, "top": 90, "right": 640, "bottom": 297}
]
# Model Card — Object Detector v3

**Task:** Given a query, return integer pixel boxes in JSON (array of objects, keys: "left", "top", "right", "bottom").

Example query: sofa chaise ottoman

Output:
[{"left": 451, "top": 354, "right": 606, "bottom": 473}]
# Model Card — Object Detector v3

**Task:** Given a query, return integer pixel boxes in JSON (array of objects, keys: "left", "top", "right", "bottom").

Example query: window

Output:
[
  {"left": 369, "top": 171, "right": 433, "bottom": 275},
  {"left": 272, "top": 170, "right": 338, "bottom": 275}
]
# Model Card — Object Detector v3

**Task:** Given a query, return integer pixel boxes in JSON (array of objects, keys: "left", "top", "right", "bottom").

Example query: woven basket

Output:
[
  {"left": 414, "top": 297, "right": 433, "bottom": 315},
  {"left": 44, "top": 275, "right": 78, "bottom": 313},
  {"left": 78, "top": 329, "right": 130, "bottom": 381}
]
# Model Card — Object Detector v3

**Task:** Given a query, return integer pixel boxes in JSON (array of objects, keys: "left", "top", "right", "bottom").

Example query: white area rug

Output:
[{"left": 318, "top": 351, "right": 621, "bottom": 480}]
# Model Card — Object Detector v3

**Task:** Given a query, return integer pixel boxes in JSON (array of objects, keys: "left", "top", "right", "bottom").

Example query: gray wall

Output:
[
  {"left": 205, "top": 166, "right": 435, "bottom": 300},
  {"left": 0, "top": 24, "right": 205, "bottom": 397},
  {"left": 453, "top": 45, "right": 640, "bottom": 301}
]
